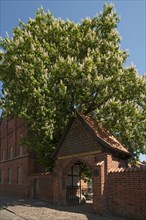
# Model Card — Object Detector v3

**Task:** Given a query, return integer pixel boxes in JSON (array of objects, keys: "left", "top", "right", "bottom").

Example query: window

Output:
[
  {"left": 0, "top": 170, "right": 3, "bottom": 183},
  {"left": 10, "top": 146, "right": 13, "bottom": 159},
  {"left": 17, "top": 167, "right": 22, "bottom": 184},
  {"left": 8, "top": 168, "right": 12, "bottom": 184},
  {"left": 2, "top": 150, "right": 4, "bottom": 161},
  {"left": 19, "top": 145, "right": 23, "bottom": 156}
]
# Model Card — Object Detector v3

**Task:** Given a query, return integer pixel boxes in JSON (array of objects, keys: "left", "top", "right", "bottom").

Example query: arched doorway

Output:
[
  {"left": 53, "top": 154, "right": 105, "bottom": 213},
  {"left": 66, "top": 160, "right": 93, "bottom": 206}
]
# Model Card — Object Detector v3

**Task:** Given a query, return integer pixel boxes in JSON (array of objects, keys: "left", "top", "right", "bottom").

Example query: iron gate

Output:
[{"left": 66, "top": 185, "right": 81, "bottom": 205}]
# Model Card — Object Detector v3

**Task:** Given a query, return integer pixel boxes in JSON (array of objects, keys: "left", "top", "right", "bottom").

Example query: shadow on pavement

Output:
[{"left": 0, "top": 196, "right": 127, "bottom": 220}]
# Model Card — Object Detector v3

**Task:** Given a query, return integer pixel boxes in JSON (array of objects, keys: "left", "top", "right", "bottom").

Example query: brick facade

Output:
[
  {"left": 0, "top": 118, "right": 40, "bottom": 198},
  {"left": 107, "top": 168, "right": 146, "bottom": 220},
  {"left": 53, "top": 153, "right": 127, "bottom": 209},
  {"left": 0, "top": 114, "right": 145, "bottom": 220},
  {"left": 53, "top": 153, "right": 146, "bottom": 219},
  {"left": 53, "top": 113, "right": 146, "bottom": 219},
  {"left": 0, "top": 157, "right": 31, "bottom": 198},
  {"left": 29, "top": 173, "right": 54, "bottom": 202}
]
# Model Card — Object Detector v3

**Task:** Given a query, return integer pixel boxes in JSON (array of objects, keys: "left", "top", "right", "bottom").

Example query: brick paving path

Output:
[{"left": 0, "top": 197, "right": 128, "bottom": 220}]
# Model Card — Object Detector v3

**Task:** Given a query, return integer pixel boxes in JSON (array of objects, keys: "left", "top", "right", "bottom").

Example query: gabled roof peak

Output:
[
  {"left": 77, "top": 112, "right": 130, "bottom": 155},
  {"left": 52, "top": 111, "right": 132, "bottom": 160}
]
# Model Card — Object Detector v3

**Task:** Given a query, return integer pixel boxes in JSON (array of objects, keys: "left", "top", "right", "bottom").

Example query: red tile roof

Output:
[
  {"left": 80, "top": 114, "right": 129, "bottom": 154},
  {"left": 108, "top": 166, "right": 146, "bottom": 173}
]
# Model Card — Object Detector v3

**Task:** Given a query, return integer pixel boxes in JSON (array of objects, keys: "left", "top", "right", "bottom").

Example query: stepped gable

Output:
[{"left": 80, "top": 113, "right": 129, "bottom": 154}]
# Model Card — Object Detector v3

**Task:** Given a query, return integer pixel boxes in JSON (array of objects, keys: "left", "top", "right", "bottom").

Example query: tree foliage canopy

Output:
[{"left": 0, "top": 4, "right": 145, "bottom": 169}]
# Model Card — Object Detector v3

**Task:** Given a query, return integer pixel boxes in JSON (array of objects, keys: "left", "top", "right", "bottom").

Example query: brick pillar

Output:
[
  {"left": 106, "top": 154, "right": 113, "bottom": 172},
  {"left": 53, "top": 160, "right": 66, "bottom": 205},
  {"left": 92, "top": 161, "right": 106, "bottom": 214},
  {"left": 53, "top": 166, "right": 59, "bottom": 204}
]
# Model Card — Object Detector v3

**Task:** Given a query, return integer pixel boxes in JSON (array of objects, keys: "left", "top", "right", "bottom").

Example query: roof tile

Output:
[{"left": 81, "top": 114, "right": 129, "bottom": 154}]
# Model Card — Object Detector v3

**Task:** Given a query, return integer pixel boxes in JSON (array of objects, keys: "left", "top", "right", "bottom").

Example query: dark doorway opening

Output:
[
  {"left": 66, "top": 161, "right": 92, "bottom": 205},
  {"left": 34, "top": 179, "right": 39, "bottom": 199}
]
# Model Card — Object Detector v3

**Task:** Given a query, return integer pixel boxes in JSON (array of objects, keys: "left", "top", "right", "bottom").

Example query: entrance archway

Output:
[
  {"left": 53, "top": 155, "right": 105, "bottom": 213},
  {"left": 66, "top": 160, "right": 93, "bottom": 205}
]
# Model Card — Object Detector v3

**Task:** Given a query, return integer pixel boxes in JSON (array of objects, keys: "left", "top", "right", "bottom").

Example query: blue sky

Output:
[
  {"left": 1, "top": 0, "right": 146, "bottom": 75},
  {"left": 0, "top": 0, "right": 146, "bottom": 161}
]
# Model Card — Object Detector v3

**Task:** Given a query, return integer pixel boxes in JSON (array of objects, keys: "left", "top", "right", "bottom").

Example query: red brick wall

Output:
[
  {"left": 29, "top": 173, "right": 54, "bottom": 202},
  {"left": 0, "top": 157, "right": 30, "bottom": 198},
  {"left": 0, "top": 118, "right": 37, "bottom": 198},
  {"left": 105, "top": 155, "right": 127, "bottom": 173},
  {"left": 1, "top": 118, "right": 145, "bottom": 220},
  {"left": 107, "top": 168, "right": 146, "bottom": 220},
  {"left": 0, "top": 119, "right": 28, "bottom": 160}
]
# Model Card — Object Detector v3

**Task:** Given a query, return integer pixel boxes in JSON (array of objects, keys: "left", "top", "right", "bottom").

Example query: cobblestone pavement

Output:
[{"left": 0, "top": 197, "right": 128, "bottom": 220}]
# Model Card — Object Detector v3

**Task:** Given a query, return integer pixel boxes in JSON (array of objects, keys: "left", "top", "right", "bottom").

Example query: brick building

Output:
[
  {"left": 53, "top": 112, "right": 146, "bottom": 219},
  {"left": 53, "top": 113, "right": 132, "bottom": 205},
  {"left": 0, "top": 113, "right": 146, "bottom": 219},
  {"left": 0, "top": 118, "right": 40, "bottom": 198}
]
